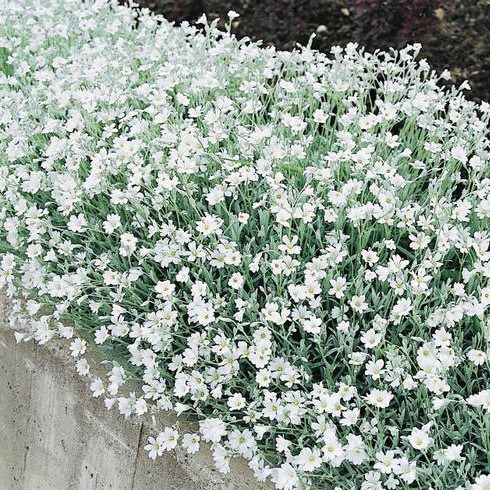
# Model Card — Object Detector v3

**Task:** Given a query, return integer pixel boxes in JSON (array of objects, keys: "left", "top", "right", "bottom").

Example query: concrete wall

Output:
[{"left": 0, "top": 295, "right": 271, "bottom": 490}]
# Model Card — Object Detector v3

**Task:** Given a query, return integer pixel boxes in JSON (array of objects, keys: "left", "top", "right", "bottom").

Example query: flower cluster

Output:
[{"left": 0, "top": 0, "right": 489, "bottom": 489}]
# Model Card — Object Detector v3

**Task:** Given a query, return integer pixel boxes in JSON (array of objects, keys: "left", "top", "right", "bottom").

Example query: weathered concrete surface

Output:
[{"left": 0, "top": 295, "right": 271, "bottom": 490}]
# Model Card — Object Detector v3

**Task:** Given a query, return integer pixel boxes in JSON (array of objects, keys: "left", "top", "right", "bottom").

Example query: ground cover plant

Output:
[
  {"left": 0, "top": 0, "right": 489, "bottom": 488},
  {"left": 138, "top": 0, "right": 490, "bottom": 104}
]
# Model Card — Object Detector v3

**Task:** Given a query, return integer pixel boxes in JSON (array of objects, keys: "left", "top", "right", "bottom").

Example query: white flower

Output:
[
  {"left": 196, "top": 214, "right": 223, "bottom": 236},
  {"left": 467, "top": 390, "right": 490, "bottom": 411},
  {"left": 69, "top": 338, "right": 87, "bottom": 357},
  {"left": 182, "top": 433, "right": 200, "bottom": 454},
  {"left": 361, "top": 249, "right": 379, "bottom": 266},
  {"left": 176, "top": 267, "right": 190, "bottom": 283},
  {"left": 272, "top": 463, "right": 299, "bottom": 490},
  {"left": 155, "top": 280, "right": 175, "bottom": 298},
  {"left": 118, "top": 396, "right": 135, "bottom": 418},
  {"left": 391, "top": 298, "right": 412, "bottom": 324},
  {"left": 90, "top": 377, "right": 105, "bottom": 398},
  {"left": 238, "top": 213, "right": 249, "bottom": 224},
  {"left": 340, "top": 408, "right": 360, "bottom": 427},
  {"left": 480, "top": 286, "right": 490, "bottom": 305},
  {"left": 276, "top": 436, "right": 291, "bottom": 453},
  {"left": 451, "top": 146, "right": 467, "bottom": 163},
  {"left": 199, "top": 418, "right": 227, "bottom": 443},
  {"left": 103, "top": 214, "right": 121, "bottom": 234},
  {"left": 350, "top": 295, "right": 368, "bottom": 313},
  {"left": 344, "top": 434, "right": 367, "bottom": 465},
  {"left": 433, "top": 444, "right": 464, "bottom": 465},
  {"left": 94, "top": 326, "right": 110, "bottom": 345},
  {"left": 393, "top": 457, "right": 417, "bottom": 484},
  {"left": 468, "top": 349, "right": 487, "bottom": 366},
  {"left": 312, "top": 108, "right": 327, "bottom": 124},
  {"left": 360, "top": 329, "right": 382, "bottom": 349},
  {"left": 145, "top": 436, "right": 164, "bottom": 459},
  {"left": 329, "top": 277, "right": 347, "bottom": 298},
  {"left": 322, "top": 433, "right": 343, "bottom": 462},
  {"left": 407, "top": 427, "right": 433, "bottom": 450},
  {"left": 206, "top": 187, "right": 225, "bottom": 205},
  {"left": 295, "top": 447, "right": 322, "bottom": 472},
  {"left": 361, "top": 470, "right": 383, "bottom": 490},
  {"left": 228, "top": 272, "right": 244, "bottom": 290},
  {"left": 278, "top": 235, "right": 301, "bottom": 255},
  {"left": 227, "top": 393, "right": 247, "bottom": 410},
  {"left": 365, "top": 359, "right": 385, "bottom": 380},
  {"left": 187, "top": 298, "right": 216, "bottom": 326},
  {"left": 228, "top": 429, "right": 256, "bottom": 457},
  {"left": 212, "top": 443, "right": 230, "bottom": 474},
  {"left": 374, "top": 450, "right": 396, "bottom": 474},
  {"left": 365, "top": 389, "right": 394, "bottom": 409},
  {"left": 261, "top": 302, "right": 290, "bottom": 326},
  {"left": 67, "top": 213, "right": 87, "bottom": 233},
  {"left": 470, "top": 474, "right": 490, "bottom": 490},
  {"left": 302, "top": 316, "right": 322, "bottom": 335},
  {"left": 119, "top": 232, "right": 138, "bottom": 256},
  {"left": 349, "top": 352, "right": 368, "bottom": 365},
  {"left": 156, "top": 428, "right": 179, "bottom": 451}
]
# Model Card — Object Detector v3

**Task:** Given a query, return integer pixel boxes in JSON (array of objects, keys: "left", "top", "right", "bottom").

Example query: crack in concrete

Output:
[
  {"left": 83, "top": 408, "right": 135, "bottom": 453},
  {"left": 19, "top": 369, "right": 33, "bottom": 488},
  {"left": 130, "top": 422, "right": 144, "bottom": 489}
]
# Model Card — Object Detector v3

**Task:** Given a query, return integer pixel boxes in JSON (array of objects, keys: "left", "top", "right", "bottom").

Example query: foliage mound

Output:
[{"left": 0, "top": 0, "right": 489, "bottom": 488}]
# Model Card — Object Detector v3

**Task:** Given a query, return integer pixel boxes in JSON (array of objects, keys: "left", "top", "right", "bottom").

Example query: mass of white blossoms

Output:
[{"left": 0, "top": 0, "right": 489, "bottom": 488}]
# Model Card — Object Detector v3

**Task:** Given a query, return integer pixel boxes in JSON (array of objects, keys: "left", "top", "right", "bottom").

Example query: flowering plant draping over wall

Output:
[{"left": 0, "top": 0, "right": 489, "bottom": 488}]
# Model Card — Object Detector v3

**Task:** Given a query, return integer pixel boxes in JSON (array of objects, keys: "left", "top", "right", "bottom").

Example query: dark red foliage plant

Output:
[{"left": 350, "top": 0, "right": 450, "bottom": 52}]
